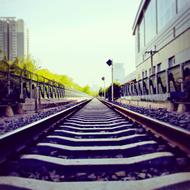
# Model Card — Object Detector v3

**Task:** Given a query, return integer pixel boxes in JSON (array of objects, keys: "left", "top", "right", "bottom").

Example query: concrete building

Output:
[
  {"left": 0, "top": 17, "right": 26, "bottom": 60},
  {"left": 26, "top": 28, "right": 30, "bottom": 58},
  {"left": 113, "top": 63, "right": 125, "bottom": 83},
  {"left": 121, "top": 0, "right": 190, "bottom": 103},
  {"left": 17, "top": 19, "right": 25, "bottom": 58},
  {"left": 133, "top": 0, "right": 190, "bottom": 80}
]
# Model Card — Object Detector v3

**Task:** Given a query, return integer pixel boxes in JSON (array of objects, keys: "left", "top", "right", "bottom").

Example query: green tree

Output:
[
  {"left": 106, "top": 83, "right": 121, "bottom": 101},
  {"left": 98, "top": 87, "right": 104, "bottom": 97},
  {"left": 82, "top": 85, "right": 90, "bottom": 94},
  {"left": 6, "top": 57, "right": 97, "bottom": 96},
  {"left": 18, "top": 57, "right": 39, "bottom": 72}
]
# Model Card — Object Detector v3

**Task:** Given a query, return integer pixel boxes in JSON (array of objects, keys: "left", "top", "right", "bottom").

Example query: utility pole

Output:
[
  {"left": 111, "top": 62, "right": 114, "bottom": 101},
  {"left": 106, "top": 59, "right": 114, "bottom": 101},
  {"left": 145, "top": 50, "right": 158, "bottom": 75},
  {"left": 101, "top": 76, "right": 106, "bottom": 99}
]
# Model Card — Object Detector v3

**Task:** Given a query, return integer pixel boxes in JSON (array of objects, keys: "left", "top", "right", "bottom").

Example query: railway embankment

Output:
[
  {"left": 0, "top": 98, "right": 88, "bottom": 136},
  {"left": 114, "top": 100, "right": 190, "bottom": 131}
]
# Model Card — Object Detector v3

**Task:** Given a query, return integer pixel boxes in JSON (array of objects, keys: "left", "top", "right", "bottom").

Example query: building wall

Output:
[
  {"left": 0, "top": 20, "right": 9, "bottom": 60},
  {"left": 0, "top": 18, "right": 26, "bottom": 60},
  {"left": 136, "top": 28, "right": 190, "bottom": 80},
  {"left": 17, "top": 19, "right": 25, "bottom": 58},
  {"left": 8, "top": 20, "right": 17, "bottom": 60},
  {"left": 121, "top": 0, "right": 190, "bottom": 102},
  {"left": 134, "top": 0, "right": 190, "bottom": 81},
  {"left": 113, "top": 63, "right": 125, "bottom": 83},
  {"left": 3, "top": 21, "right": 8, "bottom": 59},
  {"left": 0, "top": 21, "right": 4, "bottom": 59},
  {"left": 25, "top": 28, "right": 29, "bottom": 58}
]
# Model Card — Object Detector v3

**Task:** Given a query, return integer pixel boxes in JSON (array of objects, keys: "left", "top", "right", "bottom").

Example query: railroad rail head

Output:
[
  {"left": 100, "top": 99, "right": 190, "bottom": 157},
  {"left": 0, "top": 99, "right": 91, "bottom": 164},
  {"left": 0, "top": 98, "right": 190, "bottom": 189}
]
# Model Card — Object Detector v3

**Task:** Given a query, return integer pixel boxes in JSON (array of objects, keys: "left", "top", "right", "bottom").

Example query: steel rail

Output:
[
  {"left": 100, "top": 99, "right": 190, "bottom": 156},
  {"left": 0, "top": 99, "right": 91, "bottom": 164}
]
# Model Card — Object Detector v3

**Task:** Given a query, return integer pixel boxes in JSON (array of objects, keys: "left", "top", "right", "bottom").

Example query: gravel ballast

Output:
[
  {"left": 0, "top": 102, "right": 79, "bottom": 136},
  {"left": 114, "top": 101, "right": 190, "bottom": 131}
]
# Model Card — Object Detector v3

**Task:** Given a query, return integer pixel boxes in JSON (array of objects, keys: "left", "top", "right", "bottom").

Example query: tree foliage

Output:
[
  {"left": 0, "top": 56, "right": 97, "bottom": 95},
  {"left": 16, "top": 57, "right": 96, "bottom": 95},
  {"left": 17, "top": 57, "right": 39, "bottom": 72},
  {"left": 98, "top": 87, "right": 104, "bottom": 97},
  {"left": 102, "top": 83, "right": 121, "bottom": 101}
]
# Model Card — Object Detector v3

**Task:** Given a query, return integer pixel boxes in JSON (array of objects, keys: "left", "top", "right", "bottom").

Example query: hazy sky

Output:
[{"left": 1, "top": 0, "right": 140, "bottom": 89}]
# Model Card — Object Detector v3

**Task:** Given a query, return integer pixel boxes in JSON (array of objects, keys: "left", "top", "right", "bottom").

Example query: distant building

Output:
[
  {"left": 113, "top": 63, "right": 125, "bottom": 83},
  {"left": 0, "top": 17, "right": 28, "bottom": 61},
  {"left": 26, "top": 28, "right": 29, "bottom": 58},
  {"left": 17, "top": 19, "right": 24, "bottom": 58}
]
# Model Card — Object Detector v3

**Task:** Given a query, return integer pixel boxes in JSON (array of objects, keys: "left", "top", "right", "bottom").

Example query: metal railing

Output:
[
  {"left": 0, "top": 60, "right": 88, "bottom": 104},
  {"left": 121, "top": 61, "right": 190, "bottom": 102}
]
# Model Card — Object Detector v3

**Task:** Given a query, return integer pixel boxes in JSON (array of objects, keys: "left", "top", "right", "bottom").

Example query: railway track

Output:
[{"left": 0, "top": 98, "right": 190, "bottom": 190}]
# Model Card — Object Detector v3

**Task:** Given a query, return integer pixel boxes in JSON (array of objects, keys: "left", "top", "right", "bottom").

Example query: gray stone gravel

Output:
[
  {"left": 7, "top": 166, "right": 184, "bottom": 182},
  {"left": 2, "top": 99, "right": 190, "bottom": 182},
  {"left": 0, "top": 102, "right": 78, "bottom": 136},
  {"left": 114, "top": 102, "right": 190, "bottom": 131}
]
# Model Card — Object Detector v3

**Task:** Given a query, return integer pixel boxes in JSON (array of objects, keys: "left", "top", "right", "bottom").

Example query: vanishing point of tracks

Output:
[{"left": 0, "top": 98, "right": 190, "bottom": 190}]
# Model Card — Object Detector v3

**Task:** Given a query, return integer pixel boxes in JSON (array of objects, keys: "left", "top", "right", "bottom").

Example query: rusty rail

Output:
[
  {"left": 0, "top": 99, "right": 91, "bottom": 164},
  {"left": 101, "top": 99, "right": 190, "bottom": 156}
]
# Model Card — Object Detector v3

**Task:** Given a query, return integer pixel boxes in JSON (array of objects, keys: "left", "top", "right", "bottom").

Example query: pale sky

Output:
[{"left": 1, "top": 0, "right": 140, "bottom": 90}]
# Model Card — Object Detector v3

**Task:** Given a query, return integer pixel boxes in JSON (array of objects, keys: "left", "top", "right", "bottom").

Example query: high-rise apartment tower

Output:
[{"left": 0, "top": 17, "right": 27, "bottom": 60}]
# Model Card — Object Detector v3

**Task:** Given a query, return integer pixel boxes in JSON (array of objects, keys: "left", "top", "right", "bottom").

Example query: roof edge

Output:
[{"left": 132, "top": 0, "right": 148, "bottom": 35}]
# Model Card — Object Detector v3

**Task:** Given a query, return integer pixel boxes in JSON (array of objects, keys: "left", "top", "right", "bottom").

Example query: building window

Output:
[
  {"left": 137, "top": 26, "right": 140, "bottom": 52},
  {"left": 168, "top": 56, "right": 175, "bottom": 68},
  {"left": 145, "top": 0, "right": 156, "bottom": 44},
  {"left": 157, "top": 0, "right": 176, "bottom": 31},
  {"left": 145, "top": 70, "right": 147, "bottom": 78},
  {"left": 173, "top": 27, "right": 176, "bottom": 38},
  {"left": 149, "top": 68, "right": 151, "bottom": 75},
  {"left": 153, "top": 66, "right": 156, "bottom": 74},
  {"left": 149, "top": 66, "right": 156, "bottom": 75},
  {"left": 157, "top": 63, "right": 162, "bottom": 72},
  {"left": 137, "top": 18, "right": 145, "bottom": 52}
]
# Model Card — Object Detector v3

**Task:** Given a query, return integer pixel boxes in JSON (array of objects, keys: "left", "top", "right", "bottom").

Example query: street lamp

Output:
[
  {"left": 101, "top": 76, "right": 106, "bottom": 99},
  {"left": 106, "top": 59, "right": 114, "bottom": 101}
]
